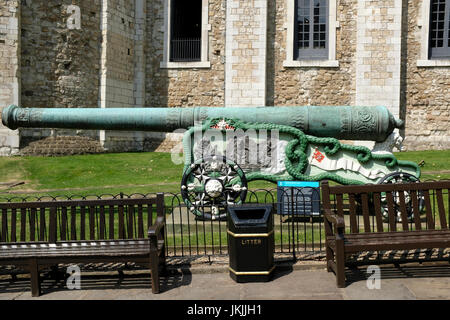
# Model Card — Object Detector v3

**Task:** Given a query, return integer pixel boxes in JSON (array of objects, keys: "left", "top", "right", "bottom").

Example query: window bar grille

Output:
[{"left": 170, "top": 38, "right": 201, "bottom": 62}]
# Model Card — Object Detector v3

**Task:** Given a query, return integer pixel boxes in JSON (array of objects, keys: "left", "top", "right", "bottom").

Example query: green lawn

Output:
[
  {"left": 0, "top": 149, "right": 448, "bottom": 198},
  {"left": 394, "top": 149, "right": 450, "bottom": 180},
  {"left": 0, "top": 152, "right": 184, "bottom": 196}
]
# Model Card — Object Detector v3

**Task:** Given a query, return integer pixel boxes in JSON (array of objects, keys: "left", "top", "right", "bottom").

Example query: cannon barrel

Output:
[{"left": 1, "top": 105, "right": 404, "bottom": 142}]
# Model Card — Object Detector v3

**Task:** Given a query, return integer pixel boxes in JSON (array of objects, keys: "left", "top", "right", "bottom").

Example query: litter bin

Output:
[{"left": 227, "top": 204, "right": 274, "bottom": 282}]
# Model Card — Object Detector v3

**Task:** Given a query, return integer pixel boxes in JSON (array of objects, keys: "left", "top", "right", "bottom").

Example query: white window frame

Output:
[
  {"left": 160, "top": 0, "right": 211, "bottom": 69},
  {"left": 417, "top": 0, "right": 450, "bottom": 67},
  {"left": 283, "top": 0, "right": 339, "bottom": 68}
]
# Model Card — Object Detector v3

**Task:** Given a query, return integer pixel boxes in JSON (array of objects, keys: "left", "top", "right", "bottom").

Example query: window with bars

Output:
[
  {"left": 429, "top": 0, "right": 450, "bottom": 58},
  {"left": 294, "top": 0, "right": 329, "bottom": 60},
  {"left": 170, "top": 0, "right": 202, "bottom": 62}
]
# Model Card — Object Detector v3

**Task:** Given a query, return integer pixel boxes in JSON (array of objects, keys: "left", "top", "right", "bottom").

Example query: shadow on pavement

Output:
[
  {"left": 0, "top": 268, "right": 193, "bottom": 296},
  {"left": 345, "top": 262, "right": 450, "bottom": 286}
]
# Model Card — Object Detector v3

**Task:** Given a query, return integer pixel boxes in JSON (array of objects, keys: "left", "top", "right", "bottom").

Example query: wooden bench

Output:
[
  {"left": 321, "top": 180, "right": 450, "bottom": 287},
  {"left": 0, "top": 193, "right": 166, "bottom": 296}
]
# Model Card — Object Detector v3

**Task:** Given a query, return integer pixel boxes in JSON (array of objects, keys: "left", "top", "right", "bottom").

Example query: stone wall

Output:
[
  {"left": 0, "top": 0, "right": 448, "bottom": 155},
  {"left": 225, "top": 0, "right": 267, "bottom": 106},
  {"left": 355, "top": 0, "right": 402, "bottom": 119},
  {"left": 145, "top": 0, "right": 226, "bottom": 107},
  {"left": 100, "top": 0, "right": 140, "bottom": 151},
  {"left": 19, "top": 0, "right": 101, "bottom": 147},
  {"left": 0, "top": 0, "right": 20, "bottom": 155},
  {"left": 100, "top": 0, "right": 135, "bottom": 109},
  {"left": 402, "top": 0, "right": 450, "bottom": 151},
  {"left": 21, "top": 0, "right": 100, "bottom": 109},
  {"left": 267, "top": 0, "right": 357, "bottom": 106}
]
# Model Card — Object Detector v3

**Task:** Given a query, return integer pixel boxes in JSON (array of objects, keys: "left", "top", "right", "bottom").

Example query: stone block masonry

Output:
[
  {"left": 20, "top": 1, "right": 101, "bottom": 110},
  {"left": 225, "top": 0, "right": 267, "bottom": 107},
  {"left": 99, "top": 0, "right": 141, "bottom": 151},
  {"left": 99, "top": 0, "right": 135, "bottom": 110},
  {"left": 17, "top": 0, "right": 102, "bottom": 151},
  {"left": 355, "top": 0, "right": 402, "bottom": 119},
  {"left": 146, "top": 0, "right": 226, "bottom": 108},
  {"left": 267, "top": 0, "right": 356, "bottom": 106},
  {"left": 0, "top": 0, "right": 448, "bottom": 155},
  {"left": 0, "top": 0, "right": 20, "bottom": 156},
  {"left": 402, "top": 0, "right": 450, "bottom": 151}
]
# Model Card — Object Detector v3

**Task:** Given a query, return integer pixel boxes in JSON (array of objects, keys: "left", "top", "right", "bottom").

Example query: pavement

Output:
[{"left": 1, "top": 258, "right": 450, "bottom": 300}]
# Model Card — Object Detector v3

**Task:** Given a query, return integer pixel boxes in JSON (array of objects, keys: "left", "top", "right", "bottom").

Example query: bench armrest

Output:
[
  {"left": 148, "top": 216, "right": 165, "bottom": 237},
  {"left": 148, "top": 216, "right": 165, "bottom": 249},
  {"left": 323, "top": 208, "right": 345, "bottom": 234}
]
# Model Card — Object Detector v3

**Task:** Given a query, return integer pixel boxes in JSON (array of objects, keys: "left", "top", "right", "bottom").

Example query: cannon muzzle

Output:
[{"left": 2, "top": 105, "right": 404, "bottom": 142}]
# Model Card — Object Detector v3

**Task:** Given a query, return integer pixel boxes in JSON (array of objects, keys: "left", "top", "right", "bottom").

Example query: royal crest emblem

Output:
[{"left": 210, "top": 119, "right": 235, "bottom": 130}]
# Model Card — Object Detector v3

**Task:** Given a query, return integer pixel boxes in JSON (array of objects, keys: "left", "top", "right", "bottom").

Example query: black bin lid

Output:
[{"left": 227, "top": 205, "right": 272, "bottom": 226}]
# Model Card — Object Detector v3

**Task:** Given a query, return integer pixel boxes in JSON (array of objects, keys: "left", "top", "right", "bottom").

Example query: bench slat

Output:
[
  {"left": 30, "top": 208, "right": 36, "bottom": 242},
  {"left": 423, "top": 190, "right": 435, "bottom": 230},
  {"left": 89, "top": 206, "right": 95, "bottom": 240},
  {"left": 49, "top": 207, "right": 57, "bottom": 243},
  {"left": 39, "top": 208, "right": 46, "bottom": 242},
  {"left": 345, "top": 240, "right": 450, "bottom": 252},
  {"left": 1, "top": 208, "right": 7, "bottom": 242},
  {"left": 373, "top": 192, "right": 384, "bottom": 232},
  {"left": 397, "top": 190, "right": 409, "bottom": 231},
  {"left": 99, "top": 205, "right": 106, "bottom": 240},
  {"left": 350, "top": 234, "right": 450, "bottom": 243},
  {"left": 118, "top": 205, "right": 125, "bottom": 239},
  {"left": 0, "top": 242, "right": 154, "bottom": 259},
  {"left": 61, "top": 207, "right": 67, "bottom": 241},
  {"left": 20, "top": 208, "right": 26, "bottom": 242},
  {"left": 109, "top": 205, "right": 115, "bottom": 240},
  {"left": 327, "top": 181, "right": 450, "bottom": 194},
  {"left": 80, "top": 206, "right": 86, "bottom": 241},
  {"left": 386, "top": 191, "right": 397, "bottom": 232},
  {"left": 138, "top": 205, "right": 144, "bottom": 238},
  {"left": 361, "top": 193, "right": 371, "bottom": 233},
  {"left": 348, "top": 194, "right": 358, "bottom": 233},
  {"left": 147, "top": 204, "right": 153, "bottom": 227},
  {"left": 11, "top": 208, "right": 16, "bottom": 242},
  {"left": 411, "top": 190, "right": 422, "bottom": 231},
  {"left": 328, "top": 230, "right": 450, "bottom": 251},
  {"left": 70, "top": 206, "right": 77, "bottom": 241},
  {"left": 436, "top": 189, "right": 447, "bottom": 230},
  {"left": 331, "top": 229, "right": 450, "bottom": 240},
  {"left": 127, "top": 205, "right": 134, "bottom": 240}
]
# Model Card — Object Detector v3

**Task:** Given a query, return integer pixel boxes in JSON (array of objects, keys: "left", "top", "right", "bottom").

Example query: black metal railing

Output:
[
  {"left": 163, "top": 188, "right": 324, "bottom": 259},
  {"left": 170, "top": 38, "right": 201, "bottom": 62}
]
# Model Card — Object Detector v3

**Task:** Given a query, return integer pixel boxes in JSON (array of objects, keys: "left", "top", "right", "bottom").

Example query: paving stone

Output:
[{"left": 342, "top": 279, "right": 417, "bottom": 300}]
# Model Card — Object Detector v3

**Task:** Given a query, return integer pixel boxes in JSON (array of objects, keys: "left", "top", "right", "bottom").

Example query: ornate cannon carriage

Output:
[{"left": 2, "top": 105, "right": 421, "bottom": 220}]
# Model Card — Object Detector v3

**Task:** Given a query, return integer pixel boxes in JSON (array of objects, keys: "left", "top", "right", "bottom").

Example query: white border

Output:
[
  {"left": 160, "top": 0, "right": 211, "bottom": 69},
  {"left": 283, "top": 0, "right": 339, "bottom": 68},
  {"left": 417, "top": 0, "right": 450, "bottom": 67}
]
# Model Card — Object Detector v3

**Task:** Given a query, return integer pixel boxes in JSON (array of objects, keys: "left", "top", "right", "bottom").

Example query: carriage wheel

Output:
[
  {"left": 378, "top": 172, "right": 424, "bottom": 223},
  {"left": 181, "top": 156, "right": 248, "bottom": 220}
]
